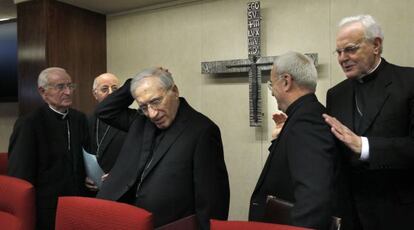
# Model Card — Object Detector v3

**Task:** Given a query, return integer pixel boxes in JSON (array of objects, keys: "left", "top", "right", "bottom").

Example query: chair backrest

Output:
[
  {"left": 0, "top": 153, "right": 8, "bottom": 174},
  {"left": 265, "top": 195, "right": 342, "bottom": 230},
  {"left": 55, "top": 196, "right": 153, "bottom": 230},
  {"left": 0, "top": 175, "right": 36, "bottom": 230},
  {"left": 264, "top": 195, "right": 294, "bottom": 225},
  {"left": 210, "top": 220, "right": 312, "bottom": 230}
]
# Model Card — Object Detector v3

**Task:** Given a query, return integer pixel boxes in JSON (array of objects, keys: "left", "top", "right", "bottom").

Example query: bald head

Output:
[{"left": 93, "top": 73, "right": 120, "bottom": 103}]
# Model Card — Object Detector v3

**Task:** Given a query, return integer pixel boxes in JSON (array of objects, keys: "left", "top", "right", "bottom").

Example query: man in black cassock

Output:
[
  {"left": 324, "top": 15, "right": 414, "bottom": 230},
  {"left": 249, "top": 52, "right": 338, "bottom": 229},
  {"left": 8, "top": 67, "right": 90, "bottom": 230},
  {"left": 96, "top": 67, "right": 230, "bottom": 230},
  {"left": 89, "top": 73, "right": 126, "bottom": 173}
]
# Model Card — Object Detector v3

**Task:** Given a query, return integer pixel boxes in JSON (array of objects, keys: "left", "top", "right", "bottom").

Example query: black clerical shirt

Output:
[{"left": 353, "top": 60, "right": 384, "bottom": 134}]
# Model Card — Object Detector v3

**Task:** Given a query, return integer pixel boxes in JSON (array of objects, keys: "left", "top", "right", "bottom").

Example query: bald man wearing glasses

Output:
[
  {"left": 89, "top": 73, "right": 126, "bottom": 174},
  {"left": 95, "top": 67, "right": 230, "bottom": 230},
  {"left": 8, "top": 67, "right": 90, "bottom": 230}
]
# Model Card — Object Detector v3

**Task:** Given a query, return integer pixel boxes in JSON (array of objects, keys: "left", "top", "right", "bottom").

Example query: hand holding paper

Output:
[{"left": 82, "top": 148, "right": 104, "bottom": 189}]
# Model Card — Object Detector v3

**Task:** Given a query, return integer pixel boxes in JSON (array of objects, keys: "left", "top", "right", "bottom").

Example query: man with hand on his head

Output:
[{"left": 96, "top": 67, "right": 230, "bottom": 230}]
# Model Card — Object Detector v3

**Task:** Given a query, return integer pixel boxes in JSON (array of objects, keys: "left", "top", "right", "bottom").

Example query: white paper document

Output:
[{"left": 82, "top": 148, "right": 104, "bottom": 188}]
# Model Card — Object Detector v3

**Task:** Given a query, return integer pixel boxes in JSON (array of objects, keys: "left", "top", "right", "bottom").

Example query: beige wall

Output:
[
  {"left": 0, "top": 103, "right": 18, "bottom": 152},
  {"left": 106, "top": 0, "right": 414, "bottom": 220},
  {"left": 0, "top": 0, "right": 413, "bottom": 220}
]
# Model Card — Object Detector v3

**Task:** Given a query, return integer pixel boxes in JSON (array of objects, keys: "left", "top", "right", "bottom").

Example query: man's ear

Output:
[
  {"left": 373, "top": 37, "right": 382, "bottom": 55},
  {"left": 38, "top": 87, "right": 47, "bottom": 100},
  {"left": 172, "top": 85, "right": 179, "bottom": 98},
  {"left": 38, "top": 87, "right": 45, "bottom": 95},
  {"left": 92, "top": 90, "right": 98, "bottom": 100},
  {"left": 283, "top": 74, "right": 293, "bottom": 91}
]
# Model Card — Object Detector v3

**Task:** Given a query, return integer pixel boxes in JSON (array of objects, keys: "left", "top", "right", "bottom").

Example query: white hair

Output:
[
  {"left": 339, "top": 14, "right": 384, "bottom": 53},
  {"left": 273, "top": 51, "right": 318, "bottom": 92},
  {"left": 37, "top": 67, "right": 67, "bottom": 88}
]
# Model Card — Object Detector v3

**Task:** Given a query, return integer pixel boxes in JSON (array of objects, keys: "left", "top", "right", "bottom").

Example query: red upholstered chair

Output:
[
  {"left": 0, "top": 175, "right": 36, "bottom": 230},
  {"left": 210, "top": 220, "right": 312, "bottom": 230},
  {"left": 0, "top": 152, "right": 7, "bottom": 174},
  {"left": 55, "top": 196, "right": 153, "bottom": 230}
]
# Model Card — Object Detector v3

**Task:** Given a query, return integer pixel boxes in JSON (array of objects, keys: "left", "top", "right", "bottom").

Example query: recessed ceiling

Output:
[
  {"left": 57, "top": 0, "right": 185, "bottom": 14},
  {"left": 0, "top": 0, "right": 199, "bottom": 20}
]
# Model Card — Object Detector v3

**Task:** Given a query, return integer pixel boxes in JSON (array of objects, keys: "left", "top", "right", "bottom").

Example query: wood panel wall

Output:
[{"left": 17, "top": 0, "right": 106, "bottom": 115}]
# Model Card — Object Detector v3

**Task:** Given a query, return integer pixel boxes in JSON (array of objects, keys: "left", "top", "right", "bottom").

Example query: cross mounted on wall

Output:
[{"left": 201, "top": 1, "right": 318, "bottom": 127}]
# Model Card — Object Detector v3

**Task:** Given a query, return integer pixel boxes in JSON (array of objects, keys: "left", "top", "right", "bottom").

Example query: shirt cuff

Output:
[{"left": 359, "top": 136, "right": 369, "bottom": 161}]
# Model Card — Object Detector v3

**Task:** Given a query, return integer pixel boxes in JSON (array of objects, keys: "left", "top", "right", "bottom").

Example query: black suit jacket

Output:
[
  {"left": 326, "top": 59, "right": 414, "bottom": 230},
  {"left": 249, "top": 94, "right": 338, "bottom": 229},
  {"left": 88, "top": 115, "right": 126, "bottom": 173},
  {"left": 8, "top": 105, "right": 89, "bottom": 229},
  {"left": 95, "top": 79, "right": 230, "bottom": 229}
]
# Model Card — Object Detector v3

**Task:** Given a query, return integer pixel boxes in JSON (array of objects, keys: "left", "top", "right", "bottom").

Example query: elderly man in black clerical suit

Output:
[
  {"left": 8, "top": 67, "right": 90, "bottom": 230},
  {"left": 249, "top": 52, "right": 338, "bottom": 229},
  {"left": 89, "top": 73, "right": 126, "bottom": 173},
  {"left": 324, "top": 15, "right": 414, "bottom": 230},
  {"left": 95, "top": 67, "right": 230, "bottom": 229}
]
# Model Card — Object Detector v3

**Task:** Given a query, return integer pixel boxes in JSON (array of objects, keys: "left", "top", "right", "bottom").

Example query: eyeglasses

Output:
[
  {"left": 97, "top": 85, "right": 118, "bottom": 94},
  {"left": 334, "top": 39, "right": 365, "bottom": 56},
  {"left": 267, "top": 74, "right": 286, "bottom": 91},
  {"left": 138, "top": 89, "right": 171, "bottom": 115},
  {"left": 48, "top": 83, "right": 76, "bottom": 91},
  {"left": 267, "top": 80, "right": 273, "bottom": 91}
]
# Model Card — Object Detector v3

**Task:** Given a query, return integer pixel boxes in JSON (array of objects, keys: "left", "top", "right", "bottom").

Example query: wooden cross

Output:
[{"left": 201, "top": 1, "right": 318, "bottom": 127}]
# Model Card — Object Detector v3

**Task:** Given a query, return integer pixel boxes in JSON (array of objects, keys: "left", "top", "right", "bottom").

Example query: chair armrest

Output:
[{"left": 155, "top": 215, "right": 198, "bottom": 230}]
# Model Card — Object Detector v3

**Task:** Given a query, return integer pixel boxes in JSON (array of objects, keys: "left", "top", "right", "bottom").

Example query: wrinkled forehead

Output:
[
  {"left": 97, "top": 77, "right": 119, "bottom": 88},
  {"left": 336, "top": 23, "right": 365, "bottom": 46},
  {"left": 47, "top": 71, "right": 72, "bottom": 84}
]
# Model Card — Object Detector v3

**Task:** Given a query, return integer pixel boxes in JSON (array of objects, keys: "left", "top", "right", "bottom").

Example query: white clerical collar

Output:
[
  {"left": 49, "top": 105, "right": 69, "bottom": 119},
  {"left": 357, "top": 58, "right": 382, "bottom": 81}
]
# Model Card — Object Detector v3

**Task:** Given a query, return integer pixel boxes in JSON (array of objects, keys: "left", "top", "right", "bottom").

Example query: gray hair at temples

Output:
[{"left": 273, "top": 51, "right": 317, "bottom": 92}]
